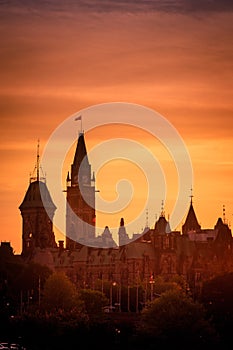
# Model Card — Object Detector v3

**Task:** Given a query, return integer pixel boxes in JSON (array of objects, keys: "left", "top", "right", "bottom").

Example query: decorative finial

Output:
[
  {"left": 190, "top": 187, "right": 194, "bottom": 203},
  {"left": 30, "top": 139, "right": 46, "bottom": 183},
  {"left": 146, "top": 208, "right": 149, "bottom": 227},
  {"left": 161, "top": 200, "right": 165, "bottom": 217},
  {"left": 37, "top": 139, "right": 40, "bottom": 181},
  {"left": 223, "top": 204, "right": 226, "bottom": 224}
]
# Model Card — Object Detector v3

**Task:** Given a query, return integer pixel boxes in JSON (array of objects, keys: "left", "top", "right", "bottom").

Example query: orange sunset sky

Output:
[{"left": 0, "top": 1, "right": 233, "bottom": 254}]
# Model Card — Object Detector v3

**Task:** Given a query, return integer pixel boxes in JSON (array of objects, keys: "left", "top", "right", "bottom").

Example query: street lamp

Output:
[
  {"left": 149, "top": 274, "right": 155, "bottom": 301},
  {"left": 127, "top": 280, "right": 130, "bottom": 312},
  {"left": 110, "top": 281, "right": 117, "bottom": 311}
]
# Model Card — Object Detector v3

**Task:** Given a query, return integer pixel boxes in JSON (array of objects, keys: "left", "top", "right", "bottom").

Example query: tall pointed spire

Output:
[
  {"left": 71, "top": 132, "right": 91, "bottom": 186},
  {"left": 182, "top": 191, "right": 201, "bottom": 234}
]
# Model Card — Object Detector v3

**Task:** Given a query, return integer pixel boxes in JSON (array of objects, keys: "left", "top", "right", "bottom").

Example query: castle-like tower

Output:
[
  {"left": 66, "top": 132, "right": 96, "bottom": 249},
  {"left": 19, "top": 143, "right": 57, "bottom": 258},
  {"left": 17, "top": 139, "right": 233, "bottom": 301}
]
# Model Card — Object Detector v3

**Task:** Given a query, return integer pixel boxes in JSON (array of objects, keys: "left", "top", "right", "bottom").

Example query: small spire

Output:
[
  {"left": 146, "top": 208, "right": 149, "bottom": 227},
  {"left": 36, "top": 139, "right": 40, "bottom": 181},
  {"left": 161, "top": 200, "right": 165, "bottom": 217},
  {"left": 120, "top": 218, "right": 124, "bottom": 227},
  {"left": 92, "top": 171, "right": 95, "bottom": 182},
  {"left": 223, "top": 204, "right": 226, "bottom": 224},
  {"left": 30, "top": 139, "right": 46, "bottom": 183},
  {"left": 190, "top": 187, "right": 194, "bottom": 204},
  {"left": 66, "top": 171, "right": 70, "bottom": 183}
]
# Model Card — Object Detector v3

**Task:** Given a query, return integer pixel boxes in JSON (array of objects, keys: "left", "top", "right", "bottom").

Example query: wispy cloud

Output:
[{"left": 1, "top": 0, "right": 233, "bottom": 16}]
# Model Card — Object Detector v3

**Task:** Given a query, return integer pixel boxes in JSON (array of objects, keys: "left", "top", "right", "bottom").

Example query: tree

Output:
[
  {"left": 201, "top": 272, "right": 233, "bottom": 347},
  {"left": 79, "top": 289, "right": 108, "bottom": 317},
  {"left": 41, "top": 272, "right": 83, "bottom": 313},
  {"left": 138, "top": 288, "right": 218, "bottom": 347}
]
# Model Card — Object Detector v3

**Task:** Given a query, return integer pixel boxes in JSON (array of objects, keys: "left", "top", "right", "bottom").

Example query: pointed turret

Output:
[
  {"left": 118, "top": 218, "right": 130, "bottom": 246},
  {"left": 154, "top": 214, "right": 168, "bottom": 234},
  {"left": 154, "top": 201, "right": 170, "bottom": 234},
  {"left": 214, "top": 217, "right": 232, "bottom": 246},
  {"left": 182, "top": 199, "right": 201, "bottom": 235},
  {"left": 100, "top": 226, "right": 117, "bottom": 248}
]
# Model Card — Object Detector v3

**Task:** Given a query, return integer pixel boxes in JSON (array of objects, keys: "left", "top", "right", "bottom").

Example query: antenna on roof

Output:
[
  {"left": 223, "top": 204, "right": 226, "bottom": 224},
  {"left": 30, "top": 139, "right": 46, "bottom": 183}
]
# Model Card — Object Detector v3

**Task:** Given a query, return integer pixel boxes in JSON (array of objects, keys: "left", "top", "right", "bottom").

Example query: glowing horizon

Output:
[{"left": 0, "top": 1, "right": 232, "bottom": 253}]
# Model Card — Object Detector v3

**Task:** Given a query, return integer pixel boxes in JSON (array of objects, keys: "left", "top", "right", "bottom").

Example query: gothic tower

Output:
[
  {"left": 19, "top": 142, "right": 57, "bottom": 258},
  {"left": 66, "top": 132, "right": 96, "bottom": 249}
]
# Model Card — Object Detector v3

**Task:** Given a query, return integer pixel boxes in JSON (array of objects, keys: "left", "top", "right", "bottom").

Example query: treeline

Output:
[{"left": 1, "top": 245, "right": 233, "bottom": 349}]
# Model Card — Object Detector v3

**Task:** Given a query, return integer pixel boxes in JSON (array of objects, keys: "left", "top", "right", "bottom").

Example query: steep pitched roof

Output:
[
  {"left": 73, "top": 132, "right": 89, "bottom": 168},
  {"left": 71, "top": 132, "right": 90, "bottom": 185},
  {"left": 214, "top": 217, "right": 232, "bottom": 245},
  {"left": 154, "top": 214, "right": 171, "bottom": 234},
  {"left": 182, "top": 201, "right": 201, "bottom": 234},
  {"left": 19, "top": 180, "right": 56, "bottom": 211}
]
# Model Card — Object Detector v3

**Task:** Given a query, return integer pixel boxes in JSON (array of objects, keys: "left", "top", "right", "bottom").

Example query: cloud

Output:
[{"left": 1, "top": 0, "right": 233, "bottom": 16}]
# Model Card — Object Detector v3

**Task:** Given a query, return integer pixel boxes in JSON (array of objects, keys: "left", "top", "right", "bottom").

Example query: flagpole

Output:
[{"left": 74, "top": 115, "right": 82, "bottom": 134}]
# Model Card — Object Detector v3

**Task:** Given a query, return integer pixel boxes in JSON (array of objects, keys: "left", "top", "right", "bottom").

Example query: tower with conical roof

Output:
[
  {"left": 182, "top": 194, "right": 201, "bottom": 235},
  {"left": 66, "top": 131, "right": 96, "bottom": 249},
  {"left": 19, "top": 141, "right": 57, "bottom": 258}
]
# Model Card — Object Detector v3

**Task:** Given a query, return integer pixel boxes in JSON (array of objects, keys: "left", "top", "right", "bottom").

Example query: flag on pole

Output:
[
  {"left": 75, "top": 115, "right": 82, "bottom": 121},
  {"left": 74, "top": 115, "right": 83, "bottom": 133}
]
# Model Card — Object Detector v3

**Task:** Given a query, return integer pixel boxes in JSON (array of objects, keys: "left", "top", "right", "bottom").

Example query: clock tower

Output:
[{"left": 66, "top": 132, "right": 96, "bottom": 249}]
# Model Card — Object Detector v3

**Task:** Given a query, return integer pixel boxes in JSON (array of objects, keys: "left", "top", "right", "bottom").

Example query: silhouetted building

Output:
[
  {"left": 18, "top": 133, "right": 233, "bottom": 299},
  {"left": 66, "top": 132, "right": 96, "bottom": 249},
  {"left": 19, "top": 144, "right": 57, "bottom": 259}
]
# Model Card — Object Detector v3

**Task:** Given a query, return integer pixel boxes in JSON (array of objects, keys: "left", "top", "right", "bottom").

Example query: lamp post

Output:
[
  {"left": 118, "top": 282, "right": 121, "bottom": 312},
  {"left": 110, "top": 282, "right": 113, "bottom": 309},
  {"left": 127, "top": 281, "right": 130, "bottom": 312},
  {"left": 136, "top": 270, "right": 139, "bottom": 313},
  {"left": 149, "top": 274, "right": 155, "bottom": 301},
  {"left": 38, "top": 275, "right": 41, "bottom": 307},
  {"left": 110, "top": 281, "right": 117, "bottom": 311}
]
